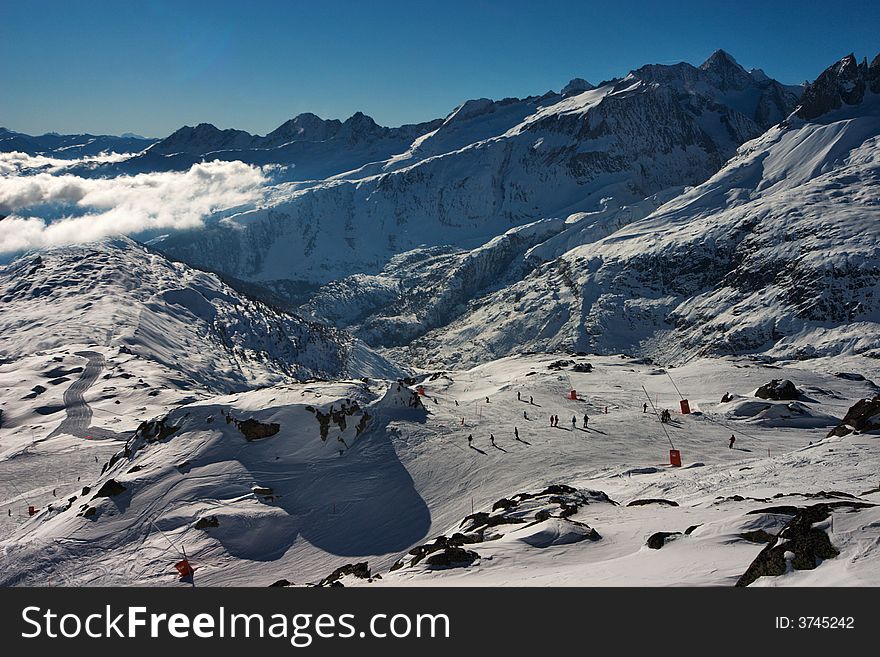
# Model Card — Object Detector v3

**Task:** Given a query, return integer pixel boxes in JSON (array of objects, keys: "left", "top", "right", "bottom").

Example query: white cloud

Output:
[{"left": 0, "top": 158, "right": 270, "bottom": 254}]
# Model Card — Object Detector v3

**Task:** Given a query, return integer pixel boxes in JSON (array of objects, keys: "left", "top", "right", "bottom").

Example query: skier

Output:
[
  {"left": 583, "top": 414, "right": 589, "bottom": 428},
  {"left": 486, "top": 396, "right": 490, "bottom": 403},
  {"left": 550, "top": 415, "right": 554, "bottom": 426},
  {"left": 517, "top": 391, "right": 521, "bottom": 401},
  {"left": 514, "top": 427, "right": 519, "bottom": 440},
  {"left": 729, "top": 434, "right": 736, "bottom": 449},
  {"left": 467, "top": 434, "right": 473, "bottom": 447},
  {"left": 529, "top": 395, "right": 534, "bottom": 405},
  {"left": 523, "top": 410, "right": 528, "bottom": 420},
  {"left": 490, "top": 433, "right": 496, "bottom": 447},
  {"left": 571, "top": 415, "right": 576, "bottom": 428},
  {"left": 455, "top": 400, "right": 459, "bottom": 406},
  {"left": 643, "top": 402, "right": 648, "bottom": 413}
]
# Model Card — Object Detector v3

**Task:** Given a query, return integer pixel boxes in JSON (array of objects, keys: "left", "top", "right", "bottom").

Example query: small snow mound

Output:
[{"left": 508, "top": 518, "right": 601, "bottom": 548}]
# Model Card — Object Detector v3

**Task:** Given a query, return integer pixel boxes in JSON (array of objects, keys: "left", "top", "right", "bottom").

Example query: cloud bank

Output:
[{"left": 0, "top": 155, "right": 270, "bottom": 254}]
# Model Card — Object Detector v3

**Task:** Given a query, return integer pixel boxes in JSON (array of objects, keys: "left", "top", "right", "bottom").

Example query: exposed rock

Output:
[
  {"left": 492, "top": 497, "right": 518, "bottom": 511},
  {"left": 740, "top": 530, "right": 776, "bottom": 543},
  {"left": 797, "top": 54, "right": 871, "bottom": 120},
  {"left": 755, "top": 379, "right": 800, "bottom": 400},
  {"left": 234, "top": 417, "right": 281, "bottom": 441},
  {"left": 826, "top": 394, "right": 880, "bottom": 437},
  {"left": 136, "top": 417, "right": 179, "bottom": 442},
  {"left": 252, "top": 485, "right": 274, "bottom": 497},
  {"left": 646, "top": 531, "right": 682, "bottom": 549},
  {"left": 424, "top": 547, "right": 479, "bottom": 568},
  {"left": 627, "top": 498, "right": 679, "bottom": 507},
  {"left": 737, "top": 504, "right": 840, "bottom": 586},
  {"left": 562, "top": 78, "right": 594, "bottom": 96},
  {"left": 194, "top": 516, "right": 220, "bottom": 530},
  {"left": 93, "top": 479, "right": 126, "bottom": 498},
  {"left": 317, "top": 562, "right": 371, "bottom": 587},
  {"left": 269, "top": 579, "right": 291, "bottom": 587}
]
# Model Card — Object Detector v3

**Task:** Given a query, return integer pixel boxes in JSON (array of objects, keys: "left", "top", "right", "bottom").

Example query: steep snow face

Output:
[
  {"left": 154, "top": 58, "right": 798, "bottom": 288},
  {"left": 400, "top": 92, "right": 880, "bottom": 369},
  {"left": 2, "top": 353, "right": 877, "bottom": 586},
  {"left": 0, "top": 238, "right": 401, "bottom": 391}
]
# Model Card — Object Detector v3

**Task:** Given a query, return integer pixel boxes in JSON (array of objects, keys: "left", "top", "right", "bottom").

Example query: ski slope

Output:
[{"left": 2, "top": 353, "right": 877, "bottom": 587}]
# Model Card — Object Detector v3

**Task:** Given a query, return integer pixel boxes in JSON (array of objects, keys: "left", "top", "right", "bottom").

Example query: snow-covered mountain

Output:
[
  {"left": 0, "top": 127, "right": 156, "bottom": 159},
  {"left": 297, "top": 53, "right": 878, "bottom": 369},
  {"left": 0, "top": 237, "right": 400, "bottom": 392},
  {"left": 151, "top": 50, "right": 799, "bottom": 288}
]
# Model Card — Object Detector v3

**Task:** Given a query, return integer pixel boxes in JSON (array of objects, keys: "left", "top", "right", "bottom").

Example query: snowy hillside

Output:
[
  {"left": 2, "top": 353, "right": 878, "bottom": 586},
  {"left": 153, "top": 50, "right": 798, "bottom": 287},
  {"left": 0, "top": 237, "right": 399, "bottom": 391},
  {"left": 393, "top": 55, "right": 880, "bottom": 369}
]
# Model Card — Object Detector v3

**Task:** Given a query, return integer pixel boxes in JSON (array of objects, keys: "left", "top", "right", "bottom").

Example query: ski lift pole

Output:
[
  {"left": 642, "top": 386, "right": 675, "bottom": 450},
  {"left": 665, "top": 370, "right": 691, "bottom": 414},
  {"left": 665, "top": 371, "right": 685, "bottom": 400}
]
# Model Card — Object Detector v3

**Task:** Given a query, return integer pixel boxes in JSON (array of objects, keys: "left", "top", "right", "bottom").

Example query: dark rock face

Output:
[
  {"left": 646, "top": 531, "right": 682, "bottom": 549},
  {"left": 268, "top": 579, "right": 291, "bottom": 587},
  {"left": 736, "top": 504, "right": 840, "bottom": 587},
  {"left": 827, "top": 394, "right": 880, "bottom": 437},
  {"left": 755, "top": 379, "right": 800, "bottom": 401},
  {"left": 424, "top": 547, "right": 479, "bottom": 568},
  {"left": 627, "top": 498, "right": 679, "bottom": 507},
  {"left": 93, "top": 479, "right": 126, "bottom": 498},
  {"left": 136, "top": 417, "right": 179, "bottom": 442},
  {"left": 234, "top": 418, "right": 280, "bottom": 441},
  {"left": 194, "top": 516, "right": 220, "bottom": 530},
  {"left": 740, "top": 530, "right": 776, "bottom": 544},
  {"left": 317, "top": 562, "right": 371, "bottom": 587},
  {"left": 797, "top": 53, "right": 879, "bottom": 120}
]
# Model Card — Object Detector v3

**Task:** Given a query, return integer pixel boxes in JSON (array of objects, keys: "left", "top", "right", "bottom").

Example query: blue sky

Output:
[{"left": 1, "top": 0, "right": 878, "bottom": 137}]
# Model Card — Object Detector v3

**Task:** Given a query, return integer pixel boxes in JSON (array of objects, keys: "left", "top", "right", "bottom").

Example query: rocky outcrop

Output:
[
  {"left": 736, "top": 504, "right": 840, "bottom": 586},
  {"left": 194, "top": 516, "right": 220, "bottom": 530},
  {"left": 646, "top": 531, "right": 681, "bottom": 549},
  {"left": 797, "top": 53, "right": 879, "bottom": 120},
  {"left": 755, "top": 379, "right": 800, "bottom": 401},
  {"left": 317, "top": 562, "right": 371, "bottom": 587},
  {"left": 827, "top": 394, "right": 880, "bottom": 437},
  {"left": 225, "top": 414, "right": 280, "bottom": 441},
  {"left": 93, "top": 479, "right": 126, "bottom": 498}
]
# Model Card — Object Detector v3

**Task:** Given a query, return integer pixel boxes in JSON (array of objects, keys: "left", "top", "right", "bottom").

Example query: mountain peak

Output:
[
  {"left": 797, "top": 51, "right": 877, "bottom": 120},
  {"left": 700, "top": 49, "right": 745, "bottom": 73},
  {"left": 561, "top": 78, "right": 594, "bottom": 96}
]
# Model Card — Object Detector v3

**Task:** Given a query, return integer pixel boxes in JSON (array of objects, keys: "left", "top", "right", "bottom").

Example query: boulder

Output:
[
  {"left": 424, "top": 547, "right": 479, "bottom": 568},
  {"left": 755, "top": 379, "right": 800, "bottom": 401},
  {"left": 646, "top": 531, "right": 681, "bottom": 549}
]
